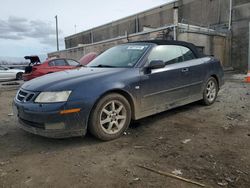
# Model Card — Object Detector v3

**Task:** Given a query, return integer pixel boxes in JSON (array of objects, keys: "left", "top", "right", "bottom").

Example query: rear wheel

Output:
[
  {"left": 16, "top": 72, "right": 23, "bottom": 80},
  {"left": 89, "top": 93, "right": 131, "bottom": 141},
  {"left": 202, "top": 77, "right": 218, "bottom": 105}
]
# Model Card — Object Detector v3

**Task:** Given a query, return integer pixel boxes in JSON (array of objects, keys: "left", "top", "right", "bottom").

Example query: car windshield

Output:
[{"left": 87, "top": 44, "right": 149, "bottom": 68}]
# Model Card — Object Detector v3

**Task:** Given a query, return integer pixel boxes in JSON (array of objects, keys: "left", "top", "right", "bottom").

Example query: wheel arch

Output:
[
  {"left": 16, "top": 72, "right": 23, "bottom": 75},
  {"left": 210, "top": 74, "right": 219, "bottom": 88},
  {"left": 88, "top": 89, "right": 136, "bottom": 125},
  {"left": 16, "top": 72, "right": 23, "bottom": 80},
  {"left": 101, "top": 89, "right": 135, "bottom": 119}
]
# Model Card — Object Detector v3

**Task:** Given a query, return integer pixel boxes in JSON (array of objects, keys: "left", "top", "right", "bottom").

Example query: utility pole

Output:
[{"left": 55, "top": 15, "right": 59, "bottom": 51}]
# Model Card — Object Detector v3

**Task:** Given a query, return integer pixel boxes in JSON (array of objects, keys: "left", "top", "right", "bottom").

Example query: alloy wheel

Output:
[
  {"left": 206, "top": 80, "right": 217, "bottom": 102},
  {"left": 99, "top": 100, "right": 126, "bottom": 134}
]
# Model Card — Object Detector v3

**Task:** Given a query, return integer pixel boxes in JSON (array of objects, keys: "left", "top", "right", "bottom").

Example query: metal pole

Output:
[
  {"left": 173, "top": 26, "right": 177, "bottom": 40},
  {"left": 228, "top": 0, "right": 232, "bottom": 30},
  {"left": 91, "top": 30, "right": 94, "bottom": 43},
  {"left": 125, "top": 30, "right": 129, "bottom": 42},
  {"left": 135, "top": 15, "right": 139, "bottom": 33},
  {"left": 55, "top": 15, "right": 59, "bottom": 51},
  {"left": 173, "top": 6, "right": 178, "bottom": 41},
  {"left": 248, "top": 22, "right": 250, "bottom": 71},
  {"left": 217, "top": 0, "right": 221, "bottom": 24}
]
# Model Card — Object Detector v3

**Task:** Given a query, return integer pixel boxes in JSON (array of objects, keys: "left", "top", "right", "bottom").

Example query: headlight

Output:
[{"left": 35, "top": 91, "right": 72, "bottom": 103}]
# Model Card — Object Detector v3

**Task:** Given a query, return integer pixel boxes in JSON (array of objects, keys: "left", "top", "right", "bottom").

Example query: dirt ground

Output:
[{"left": 0, "top": 73, "right": 250, "bottom": 188}]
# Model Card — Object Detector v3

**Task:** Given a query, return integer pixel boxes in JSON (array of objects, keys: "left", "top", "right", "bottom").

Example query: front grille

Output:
[
  {"left": 16, "top": 89, "right": 36, "bottom": 102},
  {"left": 19, "top": 118, "right": 45, "bottom": 129},
  {"left": 26, "top": 94, "right": 34, "bottom": 101}
]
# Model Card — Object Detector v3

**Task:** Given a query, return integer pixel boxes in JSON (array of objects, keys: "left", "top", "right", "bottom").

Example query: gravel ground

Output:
[{"left": 0, "top": 73, "right": 250, "bottom": 188}]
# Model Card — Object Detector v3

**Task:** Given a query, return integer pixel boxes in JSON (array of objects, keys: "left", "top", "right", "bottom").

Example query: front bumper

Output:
[
  {"left": 17, "top": 118, "right": 85, "bottom": 138},
  {"left": 13, "top": 99, "right": 88, "bottom": 138}
]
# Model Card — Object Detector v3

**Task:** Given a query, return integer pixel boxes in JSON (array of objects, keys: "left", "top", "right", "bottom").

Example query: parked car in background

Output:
[
  {"left": 79, "top": 52, "right": 98, "bottom": 65},
  {"left": 8, "top": 65, "right": 26, "bottom": 70},
  {"left": 14, "top": 40, "right": 224, "bottom": 140},
  {"left": 22, "top": 56, "right": 80, "bottom": 81},
  {"left": 0, "top": 65, "right": 24, "bottom": 81}
]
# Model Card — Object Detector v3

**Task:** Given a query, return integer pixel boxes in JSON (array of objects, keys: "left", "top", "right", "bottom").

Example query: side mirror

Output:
[{"left": 148, "top": 60, "right": 165, "bottom": 69}]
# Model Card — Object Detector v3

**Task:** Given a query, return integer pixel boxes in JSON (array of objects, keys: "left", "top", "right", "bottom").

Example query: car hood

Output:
[{"left": 21, "top": 67, "right": 130, "bottom": 91}]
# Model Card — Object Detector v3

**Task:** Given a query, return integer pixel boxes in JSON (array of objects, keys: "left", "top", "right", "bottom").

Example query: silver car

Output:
[{"left": 0, "top": 66, "right": 24, "bottom": 81}]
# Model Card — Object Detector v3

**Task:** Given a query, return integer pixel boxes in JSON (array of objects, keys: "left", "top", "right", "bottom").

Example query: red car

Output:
[
  {"left": 79, "top": 52, "right": 98, "bottom": 65},
  {"left": 22, "top": 56, "right": 80, "bottom": 81}
]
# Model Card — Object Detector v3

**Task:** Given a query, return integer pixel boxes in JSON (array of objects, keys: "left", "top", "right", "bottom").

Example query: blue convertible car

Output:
[{"left": 13, "top": 40, "right": 224, "bottom": 140}]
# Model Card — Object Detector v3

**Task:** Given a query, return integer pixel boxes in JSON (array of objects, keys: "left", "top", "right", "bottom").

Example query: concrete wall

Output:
[
  {"left": 49, "top": 26, "right": 229, "bottom": 69},
  {"left": 50, "top": 28, "right": 174, "bottom": 60},
  {"left": 65, "top": 0, "right": 231, "bottom": 49},
  {"left": 65, "top": 2, "right": 176, "bottom": 49},
  {"left": 179, "top": 0, "right": 230, "bottom": 27},
  {"left": 50, "top": 0, "right": 250, "bottom": 71},
  {"left": 178, "top": 32, "right": 229, "bottom": 67},
  {"left": 231, "top": 2, "right": 250, "bottom": 72}
]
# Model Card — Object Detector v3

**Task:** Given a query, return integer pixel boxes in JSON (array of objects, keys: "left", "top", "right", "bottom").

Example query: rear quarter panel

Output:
[{"left": 202, "top": 57, "right": 224, "bottom": 89}]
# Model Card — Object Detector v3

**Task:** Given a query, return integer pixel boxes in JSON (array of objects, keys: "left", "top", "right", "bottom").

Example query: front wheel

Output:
[
  {"left": 89, "top": 93, "right": 131, "bottom": 141},
  {"left": 202, "top": 77, "right": 218, "bottom": 105}
]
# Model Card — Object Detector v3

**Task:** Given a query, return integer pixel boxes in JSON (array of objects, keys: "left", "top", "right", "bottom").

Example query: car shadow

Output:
[{"left": 21, "top": 129, "right": 100, "bottom": 148}]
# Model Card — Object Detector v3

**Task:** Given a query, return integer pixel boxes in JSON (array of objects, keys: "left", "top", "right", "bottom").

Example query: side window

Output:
[
  {"left": 180, "top": 46, "right": 196, "bottom": 61},
  {"left": 67, "top": 59, "right": 79, "bottom": 66},
  {"left": 147, "top": 45, "right": 184, "bottom": 66},
  {"left": 0, "top": 66, "right": 5, "bottom": 70},
  {"left": 49, "top": 61, "right": 55, "bottom": 66},
  {"left": 54, "top": 59, "right": 68, "bottom": 66}
]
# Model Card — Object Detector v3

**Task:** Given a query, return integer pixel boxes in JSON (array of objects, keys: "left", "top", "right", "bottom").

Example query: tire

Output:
[
  {"left": 89, "top": 93, "right": 131, "bottom": 141},
  {"left": 16, "top": 72, "right": 23, "bottom": 80},
  {"left": 202, "top": 77, "right": 218, "bottom": 105}
]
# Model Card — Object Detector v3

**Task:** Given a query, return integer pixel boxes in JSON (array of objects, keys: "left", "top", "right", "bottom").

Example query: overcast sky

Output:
[{"left": 0, "top": 0, "right": 171, "bottom": 59}]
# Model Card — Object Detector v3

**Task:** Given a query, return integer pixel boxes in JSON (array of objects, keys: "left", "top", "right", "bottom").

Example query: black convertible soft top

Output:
[{"left": 129, "top": 40, "right": 203, "bottom": 58}]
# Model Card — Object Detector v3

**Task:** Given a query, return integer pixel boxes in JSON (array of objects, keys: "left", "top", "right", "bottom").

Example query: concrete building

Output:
[{"left": 49, "top": 0, "right": 250, "bottom": 72}]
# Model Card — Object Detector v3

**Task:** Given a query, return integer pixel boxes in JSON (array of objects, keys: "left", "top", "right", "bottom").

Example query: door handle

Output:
[{"left": 181, "top": 68, "right": 189, "bottom": 72}]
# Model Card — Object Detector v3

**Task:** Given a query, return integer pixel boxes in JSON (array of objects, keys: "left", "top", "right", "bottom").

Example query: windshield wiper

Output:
[{"left": 90, "top": 64, "right": 116, "bottom": 68}]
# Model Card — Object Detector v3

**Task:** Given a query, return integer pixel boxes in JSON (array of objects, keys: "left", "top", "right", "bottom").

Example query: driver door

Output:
[{"left": 139, "top": 45, "right": 194, "bottom": 115}]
